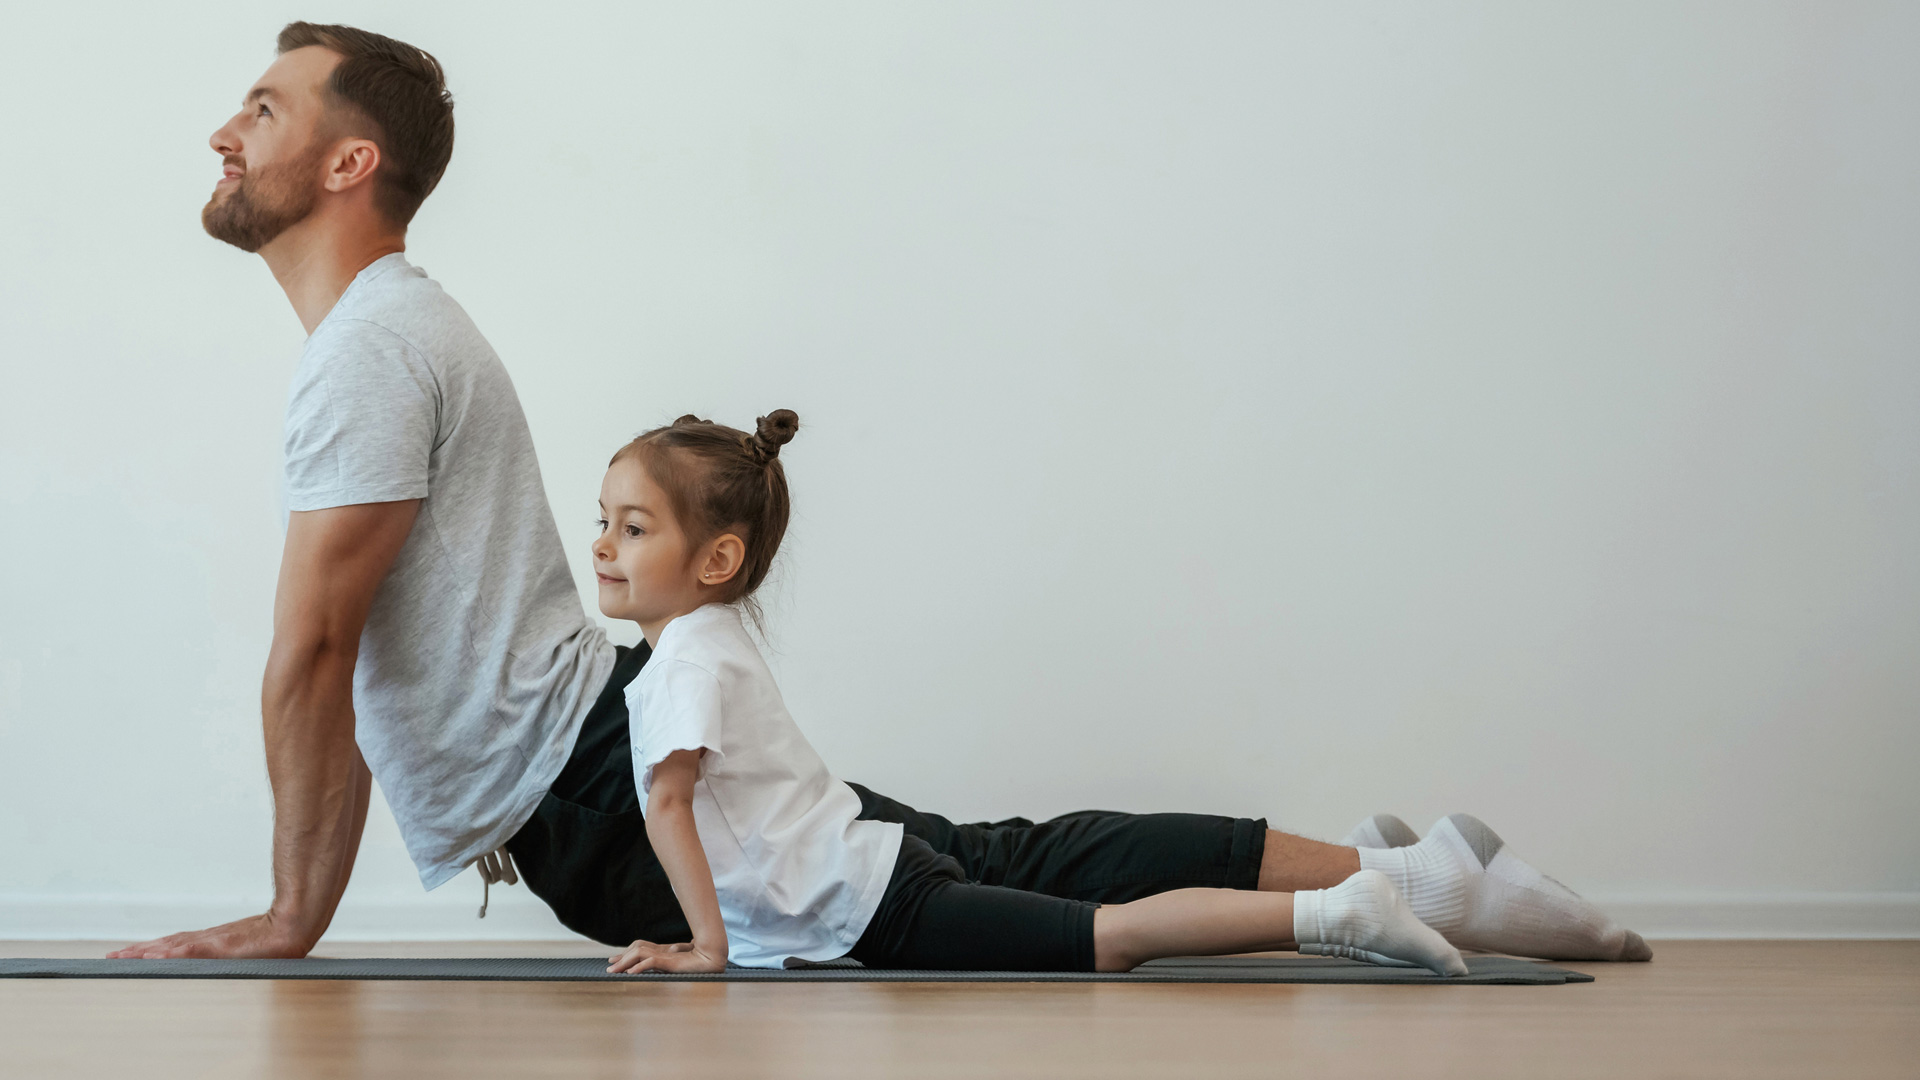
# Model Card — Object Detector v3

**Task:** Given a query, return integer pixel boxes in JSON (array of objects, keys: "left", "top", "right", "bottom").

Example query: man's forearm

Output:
[
  {"left": 260, "top": 634, "right": 366, "bottom": 948},
  {"left": 334, "top": 750, "right": 373, "bottom": 900},
  {"left": 109, "top": 500, "right": 416, "bottom": 961}
]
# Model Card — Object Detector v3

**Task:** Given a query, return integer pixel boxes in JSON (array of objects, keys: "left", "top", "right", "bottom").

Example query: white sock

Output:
[
  {"left": 1293, "top": 869, "right": 1468, "bottom": 977},
  {"left": 1357, "top": 814, "right": 1653, "bottom": 962},
  {"left": 1344, "top": 813, "right": 1419, "bottom": 849}
]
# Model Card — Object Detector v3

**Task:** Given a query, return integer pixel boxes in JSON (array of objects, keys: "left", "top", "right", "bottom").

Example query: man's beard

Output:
[{"left": 201, "top": 146, "right": 324, "bottom": 253}]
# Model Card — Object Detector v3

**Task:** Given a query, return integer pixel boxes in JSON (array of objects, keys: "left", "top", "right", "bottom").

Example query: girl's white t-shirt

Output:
[{"left": 626, "top": 603, "right": 904, "bottom": 968}]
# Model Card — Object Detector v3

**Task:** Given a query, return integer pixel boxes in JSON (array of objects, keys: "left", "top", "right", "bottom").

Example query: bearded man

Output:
[{"left": 113, "top": 22, "right": 1648, "bottom": 966}]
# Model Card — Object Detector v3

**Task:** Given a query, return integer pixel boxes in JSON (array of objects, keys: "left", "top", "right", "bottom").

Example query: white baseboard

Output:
[
  {"left": 2, "top": 892, "right": 1916, "bottom": 942},
  {"left": 1588, "top": 893, "right": 1920, "bottom": 939}
]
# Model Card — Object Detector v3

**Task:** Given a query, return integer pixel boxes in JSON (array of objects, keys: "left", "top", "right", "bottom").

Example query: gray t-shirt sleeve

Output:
[{"left": 284, "top": 319, "right": 439, "bottom": 511}]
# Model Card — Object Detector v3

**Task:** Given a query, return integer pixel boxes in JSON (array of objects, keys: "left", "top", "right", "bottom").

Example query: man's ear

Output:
[
  {"left": 322, "top": 137, "right": 382, "bottom": 194},
  {"left": 697, "top": 533, "right": 746, "bottom": 589}
]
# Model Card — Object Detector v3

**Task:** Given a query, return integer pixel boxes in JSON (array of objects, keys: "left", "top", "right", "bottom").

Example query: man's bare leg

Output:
[{"left": 1256, "top": 830, "right": 1362, "bottom": 892}]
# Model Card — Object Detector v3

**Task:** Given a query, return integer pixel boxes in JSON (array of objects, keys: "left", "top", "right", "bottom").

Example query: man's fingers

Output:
[
  {"left": 98, "top": 916, "right": 300, "bottom": 961},
  {"left": 109, "top": 934, "right": 179, "bottom": 958},
  {"left": 110, "top": 937, "right": 185, "bottom": 959},
  {"left": 158, "top": 936, "right": 214, "bottom": 960}
]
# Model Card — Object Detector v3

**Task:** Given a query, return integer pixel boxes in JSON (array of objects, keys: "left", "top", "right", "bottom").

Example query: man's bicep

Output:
[{"left": 275, "top": 500, "right": 422, "bottom": 643}]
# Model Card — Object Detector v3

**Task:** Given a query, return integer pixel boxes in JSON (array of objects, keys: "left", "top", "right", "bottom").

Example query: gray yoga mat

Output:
[{"left": 0, "top": 955, "right": 1590, "bottom": 984}]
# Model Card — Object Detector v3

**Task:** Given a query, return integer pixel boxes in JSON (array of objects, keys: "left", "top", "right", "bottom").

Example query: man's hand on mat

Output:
[
  {"left": 107, "top": 913, "right": 311, "bottom": 960},
  {"left": 607, "top": 939, "right": 728, "bottom": 974}
]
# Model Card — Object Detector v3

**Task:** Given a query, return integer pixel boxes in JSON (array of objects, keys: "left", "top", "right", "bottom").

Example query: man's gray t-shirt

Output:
[{"left": 283, "top": 253, "right": 614, "bottom": 890}]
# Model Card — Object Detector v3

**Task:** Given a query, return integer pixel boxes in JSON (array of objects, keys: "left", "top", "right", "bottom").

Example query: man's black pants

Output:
[{"left": 506, "top": 644, "right": 1268, "bottom": 949}]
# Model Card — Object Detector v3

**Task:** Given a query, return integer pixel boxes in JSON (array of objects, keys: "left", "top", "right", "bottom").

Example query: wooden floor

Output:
[{"left": 2, "top": 939, "right": 1915, "bottom": 1078}]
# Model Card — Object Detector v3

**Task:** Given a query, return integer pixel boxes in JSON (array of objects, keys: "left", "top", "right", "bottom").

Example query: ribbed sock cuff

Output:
[
  {"left": 1359, "top": 841, "right": 1466, "bottom": 933},
  {"left": 1293, "top": 887, "right": 1324, "bottom": 947}
]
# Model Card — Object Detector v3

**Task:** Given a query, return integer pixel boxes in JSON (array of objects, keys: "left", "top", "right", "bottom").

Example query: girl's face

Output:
[{"left": 593, "top": 456, "right": 740, "bottom": 643}]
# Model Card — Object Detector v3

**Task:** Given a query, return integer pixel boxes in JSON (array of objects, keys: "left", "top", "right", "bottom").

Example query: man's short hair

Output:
[{"left": 276, "top": 21, "right": 455, "bottom": 228}]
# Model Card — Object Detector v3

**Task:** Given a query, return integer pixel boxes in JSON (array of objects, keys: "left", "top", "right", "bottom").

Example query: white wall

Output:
[{"left": 1, "top": 2, "right": 1914, "bottom": 941}]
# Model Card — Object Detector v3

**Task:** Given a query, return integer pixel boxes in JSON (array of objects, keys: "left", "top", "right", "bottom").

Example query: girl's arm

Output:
[{"left": 607, "top": 749, "right": 728, "bottom": 973}]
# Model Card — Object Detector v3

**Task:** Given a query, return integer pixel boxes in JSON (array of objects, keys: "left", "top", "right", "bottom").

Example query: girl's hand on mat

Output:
[{"left": 608, "top": 939, "right": 728, "bottom": 974}]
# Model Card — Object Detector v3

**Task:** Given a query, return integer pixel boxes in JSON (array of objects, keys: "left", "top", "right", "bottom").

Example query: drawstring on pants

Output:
[{"left": 475, "top": 847, "right": 519, "bottom": 918}]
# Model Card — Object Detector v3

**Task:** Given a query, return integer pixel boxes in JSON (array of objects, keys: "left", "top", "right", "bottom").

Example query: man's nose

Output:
[{"left": 210, "top": 116, "right": 241, "bottom": 156}]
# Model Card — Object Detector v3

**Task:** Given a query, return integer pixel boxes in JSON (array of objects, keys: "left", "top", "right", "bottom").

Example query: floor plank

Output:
[{"left": 2, "top": 940, "right": 1914, "bottom": 1078}]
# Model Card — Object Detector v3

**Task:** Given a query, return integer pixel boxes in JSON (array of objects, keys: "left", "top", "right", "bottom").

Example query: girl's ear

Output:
[{"left": 697, "top": 533, "right": 746, "bottom": 589}]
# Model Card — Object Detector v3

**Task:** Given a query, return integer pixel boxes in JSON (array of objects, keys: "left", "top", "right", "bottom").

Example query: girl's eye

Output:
[
  {"left": 593, "top": 518, "right": 608, "bottom": 531},
  {"left": 624, "top": 524, "right": 643, "bottom": 538}
]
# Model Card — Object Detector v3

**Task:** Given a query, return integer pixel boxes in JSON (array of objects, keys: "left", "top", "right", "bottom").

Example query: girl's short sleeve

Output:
[{"left": 629, "top": 659, "right": 726, "bottom": 797}]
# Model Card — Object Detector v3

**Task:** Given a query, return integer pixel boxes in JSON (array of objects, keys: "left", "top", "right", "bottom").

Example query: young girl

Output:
[{"left": 593, "top": 411, "right": 1467, "bottom": 976}]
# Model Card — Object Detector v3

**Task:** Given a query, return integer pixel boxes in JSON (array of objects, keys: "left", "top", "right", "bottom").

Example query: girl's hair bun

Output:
[{"left": 749, "top": 409, "right": 800, "bottom": 463}]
